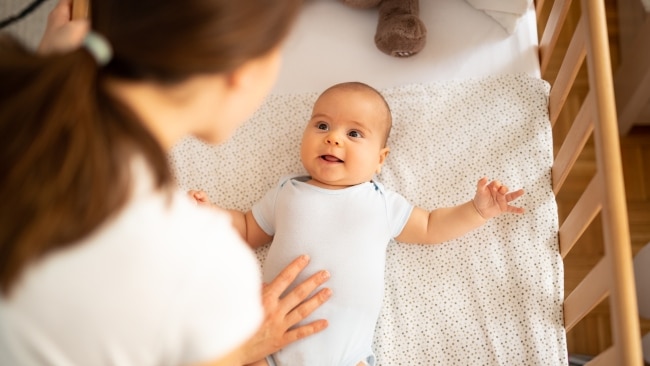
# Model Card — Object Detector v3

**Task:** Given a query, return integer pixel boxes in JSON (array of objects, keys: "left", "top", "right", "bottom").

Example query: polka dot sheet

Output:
[{"left": 170, "top": 73, "right": 567, "bottom": 365}]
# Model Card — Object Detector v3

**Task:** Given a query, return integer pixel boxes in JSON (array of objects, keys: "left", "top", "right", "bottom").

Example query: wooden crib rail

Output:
[{"left": 538, "top": 0, "right": 643, "bottom": 364}]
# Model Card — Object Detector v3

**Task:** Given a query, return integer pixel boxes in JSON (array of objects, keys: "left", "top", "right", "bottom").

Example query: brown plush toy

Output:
[{"left": 342, "top": 0, "right": 426, "bottom": 57}]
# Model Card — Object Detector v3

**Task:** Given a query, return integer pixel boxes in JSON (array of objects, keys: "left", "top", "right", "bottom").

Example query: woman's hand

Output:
[
  {"left": 38, "top": 0, "right": 89, "bottom": 54},
  {"left": 241, "top": 255, "right": 331, "bottom": 365}
]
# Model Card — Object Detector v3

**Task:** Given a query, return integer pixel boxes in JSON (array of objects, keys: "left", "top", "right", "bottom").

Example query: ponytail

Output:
[{"left": 0, "top": 34, "right": 172, "bottom": 294}]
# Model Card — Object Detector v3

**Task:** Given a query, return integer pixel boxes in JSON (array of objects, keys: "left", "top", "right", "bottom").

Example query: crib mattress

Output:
[{"left": 171, "top": 73, "right": 566, "bottom": 365}]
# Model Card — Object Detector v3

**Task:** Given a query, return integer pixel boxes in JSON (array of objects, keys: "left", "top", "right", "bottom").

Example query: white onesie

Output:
[{"left": 253, "top": 175, "right": 413, "bottom": 366}]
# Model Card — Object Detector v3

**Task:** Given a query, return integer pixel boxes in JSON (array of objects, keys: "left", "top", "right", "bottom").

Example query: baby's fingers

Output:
[
  {"left": 507, "top": 205, "right": 526, "bottom": 214},
  {"left": 475, "top": 177, "right": 490, "bottom": 197},
  {"left": 495, "top": 185, "right": 510, "bottom": 211},
  {"left": 505, "top": 188, "right": 525, "bottom": 214},
  {"left": 506, "top": 189, "right": 525, "bottom": 203},
  {"left": 476, "top": 177, "right": 489, "bottom": 189},
  {"left": 187, "top": 189, "right": 210, "bottom": 205},
  {"left": 486, "top": 179, "right": 501, "bottom": 193}
]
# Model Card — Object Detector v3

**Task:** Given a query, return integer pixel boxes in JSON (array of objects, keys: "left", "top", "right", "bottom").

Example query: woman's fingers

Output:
[
  {"left": 277, "top": 272, "right": 331, "bottom": 347},
  {"left": 284, "top": 283, "right": 331, "bottom": 327},
  {"left": 263, "top": 255, "right": 310, "bottom": 300},
  {"left": 264, "top": 255, "right": 330, "bottom": 307},
  {"left": 278, "top": 268, "right": 330, "bottom": 314},
  {"left": 38, "top": 0, "right": 89, "bottom": 54},
  {"left": 283, "top": 317, "right": 329, "bottom": 345},
  {"left": 259, "top": 255, "right": 331, "bottom": 348}
]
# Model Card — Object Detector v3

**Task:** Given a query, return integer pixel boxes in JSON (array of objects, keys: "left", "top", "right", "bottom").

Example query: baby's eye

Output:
[
  {"left": 348, "top": 130, "right": 362, "bottom": 138},
  {"left": 316, "top": 122, "right": 328, "bottom": 130}
]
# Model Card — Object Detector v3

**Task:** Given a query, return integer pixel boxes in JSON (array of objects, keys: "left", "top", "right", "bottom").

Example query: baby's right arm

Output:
[
  {"left": 229, "top": 210, "right": 272, "bottom": 249},
  {"left": 187, "top": 190, "right": 272, "bottom": 249}
]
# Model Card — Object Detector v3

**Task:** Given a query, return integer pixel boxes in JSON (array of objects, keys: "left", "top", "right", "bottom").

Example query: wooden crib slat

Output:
[
  {"left": 558, "top": 174, "right": 601, "bottom": 258},
  {"left": 585, "top": 346, "right": 616, "bottom": 366},
  {"left": 551, "top": 91, "right": 593, "bottom": 194},
  {"left": 582, "top": 0, "right": 642, "bottom": 363},
  {"left": 539, "top": 0, "right": 574, "bottom": 76},
  {"left": 563, "top": 258, "right": 609, "bottom": 332},
  {"left": 548, "top": 15, "right": 586, "bottom": 126},
  {"left": 535, "top": 0, "right": 546, "bottom": 21}
]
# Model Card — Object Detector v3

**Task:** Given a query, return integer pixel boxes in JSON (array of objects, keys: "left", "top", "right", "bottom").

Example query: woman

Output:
[{"left": 0, "top": 0, "right": 330, "bottom": 365}]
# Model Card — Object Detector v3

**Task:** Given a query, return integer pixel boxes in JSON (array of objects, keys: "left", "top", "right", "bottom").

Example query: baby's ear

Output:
[{"left": 376, "top": 147, "right": 390, "bottom": 174}]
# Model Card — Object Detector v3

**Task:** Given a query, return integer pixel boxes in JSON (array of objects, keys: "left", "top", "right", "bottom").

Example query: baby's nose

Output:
[{"left": 325, "top": 133, "right": 342, "bottom": 146}]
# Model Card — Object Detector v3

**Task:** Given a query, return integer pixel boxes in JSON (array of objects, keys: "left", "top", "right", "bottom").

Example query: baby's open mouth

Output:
[{"left": 320, "top": 155, "right": 343, "bottom": 163}]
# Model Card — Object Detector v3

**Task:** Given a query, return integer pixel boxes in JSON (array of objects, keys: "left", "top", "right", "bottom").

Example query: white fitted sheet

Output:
[{"left": 170, "top": 74, "right": 566, "bottom": 365}]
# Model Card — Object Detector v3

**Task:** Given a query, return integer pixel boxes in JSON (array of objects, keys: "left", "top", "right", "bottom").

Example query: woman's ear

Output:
[
  {"left": 224, "top": 64, "right": 248, "bottom": 90},
  {"left": 216, "top": 47, "right": 282, "bottom": 139},
  {"left": 225, "top": 47, "right": 282, "bottom": 91}
]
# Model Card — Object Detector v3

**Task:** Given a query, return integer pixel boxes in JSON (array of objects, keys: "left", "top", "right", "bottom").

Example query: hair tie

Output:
[{"left": 82, "top": 31, "right": 113, "bottom": 66}]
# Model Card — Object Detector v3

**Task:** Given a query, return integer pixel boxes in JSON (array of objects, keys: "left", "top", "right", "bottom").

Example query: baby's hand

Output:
[
  {"left": 472, "top": 177, "right": 525, "bottom": 220},
  {"left": 187, "top": 189, "right": 212, "bottom": 207}
]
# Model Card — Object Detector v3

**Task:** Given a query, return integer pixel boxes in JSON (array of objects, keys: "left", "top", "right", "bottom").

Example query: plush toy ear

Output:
[{"left": 374, "top": 0, "right": 427, "bottom": 57}]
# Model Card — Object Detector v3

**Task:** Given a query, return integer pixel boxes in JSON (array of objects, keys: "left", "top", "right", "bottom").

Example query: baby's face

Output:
[{"left": 300, "top": 88, "right": 390, "bottom": 189}]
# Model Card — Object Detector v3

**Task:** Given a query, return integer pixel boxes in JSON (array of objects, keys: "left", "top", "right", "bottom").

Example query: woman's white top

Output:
[{"left": 0, "top": 161, "right": 263, "bottom": 366}]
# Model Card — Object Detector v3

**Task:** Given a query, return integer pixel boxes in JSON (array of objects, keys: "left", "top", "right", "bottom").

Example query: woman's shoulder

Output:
[
  {"left": 126, "top": 157, "right": 243, "bottom": 251},
  {"left": 115, "top": 188, "right": 244, "bottom": 256},
  {"left": 2, "top": 188, "right": 262, "bottom": 366}
]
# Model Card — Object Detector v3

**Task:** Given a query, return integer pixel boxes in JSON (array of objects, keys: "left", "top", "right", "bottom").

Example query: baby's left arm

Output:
[{"left": 395, "top": 177, "right": 524, "bottom": 245}]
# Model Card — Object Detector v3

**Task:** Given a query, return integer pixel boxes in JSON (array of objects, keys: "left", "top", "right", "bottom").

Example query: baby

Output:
[{"left": 190, "top": 82, "right": 524, "bottom": 366}]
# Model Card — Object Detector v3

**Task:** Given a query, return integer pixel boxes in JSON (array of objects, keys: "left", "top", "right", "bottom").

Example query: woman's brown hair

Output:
[{"left": 0, "top": 0, "right": 302, "bottom": 294}]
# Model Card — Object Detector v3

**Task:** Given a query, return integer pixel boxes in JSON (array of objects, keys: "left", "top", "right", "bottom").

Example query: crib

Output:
[
  {"left": 159, "top": 0, "right": 642, "bottom": 364},
  {"left": 537, "top": 0, "right": 642, "bottom": 363}
]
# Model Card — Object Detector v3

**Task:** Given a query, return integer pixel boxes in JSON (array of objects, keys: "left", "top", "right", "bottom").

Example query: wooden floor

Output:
[{"left": 539, "top": 0, "right": 650, "bottom": 357}]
